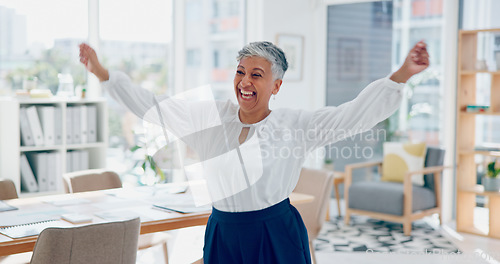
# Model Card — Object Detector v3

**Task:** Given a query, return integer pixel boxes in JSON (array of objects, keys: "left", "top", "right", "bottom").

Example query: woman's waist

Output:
[{"left": 210, "top": 198, "right": 292, "bottom": 223}]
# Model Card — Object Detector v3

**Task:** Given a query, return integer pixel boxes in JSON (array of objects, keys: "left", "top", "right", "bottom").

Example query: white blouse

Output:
[{"left": 102, "top": 71, "right": 404, "bottom": 212}]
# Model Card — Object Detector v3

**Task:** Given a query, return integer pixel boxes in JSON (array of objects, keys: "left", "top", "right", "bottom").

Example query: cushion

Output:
[
  {"left": 423, "top": 146, "right": 446, "bottom": 191},
  {"left": 381, "top": 142, "right": 426, "bottom": 186},
  {"left": 348, "top": 181, "right": 436, "bottom": 216}
]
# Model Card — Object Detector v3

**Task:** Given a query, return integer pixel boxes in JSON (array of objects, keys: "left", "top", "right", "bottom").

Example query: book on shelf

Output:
[
  {"left": 66, "top": 150, "right": 89, "bottom": 173},
  {"left": 37, "top": 106, "right": 55, "bottom": 146},
  {"left": 20, "top": 154, "right": 39, "bottom": 193},
  {"left": 71, "top": 106, "right": 81, "bottom": 144},
  {"left": 87, "top": 105, "right": 97, "bottom": 143},
  {"left": 466, "top": 105, "right": 490, "bottom": 113},
  {"left": 25, "top": 106, "right": 44, "bottom": 146},
  {"left": 54, "top": 107, "right": 63, "bottom": 145},
  {"left": 475, "top": 144, "right": 500, "bottom": 152},
  {"left": 66, "top": 107, "right": 73, "bottom": 144},
  {"left": 26, "top": 152, "right": 49, "bottom": 192},
  {"left": 19, "top": 107, "right": 35, "bottom": 146},
  {"left": 46, "top": 152, "right": 61, "bottom": 191},
  {"left": 80, "top": 105, "right": 88, "bottom": 144}
]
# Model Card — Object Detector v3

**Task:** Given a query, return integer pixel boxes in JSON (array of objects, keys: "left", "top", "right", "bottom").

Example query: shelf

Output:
[
  {"left": 459, "top": 185, "right": 500, "bottom": 197},
  {"left": 460, "top": 70, "right": 500, "bottom": 75},
  {"left": 460, "top": 111, "right": 500, "bottom": 116},
  {"left": 458, "top": 149, "right": 500, "bottom": 157},
  {"left": 460, "top": 28, "right": 500, "bottom": 34},
  {"left": 20, "top": 143, "right": 106, "bottom": 152},
  {"left": 17, "top": 97, "right": 106, "bottom": 105},
  {"left": 457, "top": 226, "right": 489, "bottom": 237},
  {"left": 457, "top": 28, "right": 500, "bottom": 240},
  {"left": 0, "top": 99, "right": 108, "bottom": 196},
  {"left": 20, "top": 145, "right": 64, "bottom": 152},
  {"left": 66, "top": 142, "right": 106, "bottom": 150}
]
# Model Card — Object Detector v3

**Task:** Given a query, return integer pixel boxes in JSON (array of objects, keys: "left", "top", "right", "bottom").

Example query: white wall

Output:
[
  {"left": 246, "top": 0, "right": 327, "bottom": 113},
  {"left": 246, "top": 0, "right": 327, "bottom": 168}
]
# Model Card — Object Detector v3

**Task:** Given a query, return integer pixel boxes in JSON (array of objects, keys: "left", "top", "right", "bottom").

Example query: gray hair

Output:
[{"left": 236, "top": 41, "right": 288, "bottom": 80}]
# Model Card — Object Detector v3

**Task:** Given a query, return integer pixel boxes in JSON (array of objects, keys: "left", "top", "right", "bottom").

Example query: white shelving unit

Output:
[{"left": 0, "top": 97, "right": 108, "bottom": 196}]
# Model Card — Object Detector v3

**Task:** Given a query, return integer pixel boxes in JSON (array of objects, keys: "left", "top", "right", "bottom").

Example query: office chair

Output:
[
  {"left": 63, "top": 169, "right": 170, "bottom": 263},
  {"left": 293, "top": 168, "right": 334, "bottom": 264},
  {"left": 30, "top": 217, "right": 140, "bottom": 264},
  {"left": 0, "top": 178, "right": 18, "bottom": 200}
]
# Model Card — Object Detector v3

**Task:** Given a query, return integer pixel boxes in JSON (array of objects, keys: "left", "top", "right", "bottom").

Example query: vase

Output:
[{"left": 482, "top": 177, "right": 500, "bottom": 192}]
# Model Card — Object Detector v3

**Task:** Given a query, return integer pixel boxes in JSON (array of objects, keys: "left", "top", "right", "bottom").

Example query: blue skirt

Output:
[{"left": 203, "top": 198, "right": 311, "bottom": 264}]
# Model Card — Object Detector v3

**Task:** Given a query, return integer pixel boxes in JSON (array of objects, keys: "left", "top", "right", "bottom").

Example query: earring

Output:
[{"left": 273, "top": 94, "right": 276, "bottom": 100}]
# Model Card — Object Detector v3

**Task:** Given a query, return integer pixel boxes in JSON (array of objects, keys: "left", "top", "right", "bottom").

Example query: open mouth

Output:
[{"left": 239, "top": 89, "right": 256, "bottom": 100}]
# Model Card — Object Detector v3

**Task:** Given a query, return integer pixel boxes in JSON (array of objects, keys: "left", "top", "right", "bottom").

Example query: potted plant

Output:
[
  {"left": 130, "top": 140, "right": 166, "bottom": 185},
  {"left": 324, "top": 158, "right": 334, "bottom": 171},
  {"left": 482, "top": 159, "right": 500, "bottom": 192}
]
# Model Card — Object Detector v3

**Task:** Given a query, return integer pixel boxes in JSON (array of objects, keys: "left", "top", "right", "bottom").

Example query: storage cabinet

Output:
[
  {"left": 456, "top": 28, "right": 500, "bottom": 238},
  {"left": 0, "top": 97, "right": 108, "bottom": 196}
]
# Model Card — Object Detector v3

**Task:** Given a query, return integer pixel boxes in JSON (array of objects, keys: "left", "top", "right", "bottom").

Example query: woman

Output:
[{"left": 79, "top": 40, "right": 429, "bottom": 263}]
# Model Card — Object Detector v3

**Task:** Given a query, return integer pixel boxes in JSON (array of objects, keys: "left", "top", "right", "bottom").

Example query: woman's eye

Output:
[
  {"left": 236, "top": 70, "right": 244, "bottom": 75},
  {"left": 253, "top": 74, "right": 262, "bottom": 77}
]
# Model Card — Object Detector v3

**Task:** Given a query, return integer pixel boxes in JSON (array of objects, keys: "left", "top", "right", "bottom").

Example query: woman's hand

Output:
[
  {"left": 390, "top": 40, "right": 429, "bottom": 83},
  {"left": 79, "top": 43, "right": 109, "bottom": 82}
]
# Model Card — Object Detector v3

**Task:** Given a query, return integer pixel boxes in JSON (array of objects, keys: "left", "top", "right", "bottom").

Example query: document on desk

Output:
[
  {"left": 94, "top": 209, "right": 154, "bottom": 222},
  {"left": 42, "top": 197, "right": 91, "bottom": 207},
  {"left": 0, "top": 220, "right": 72, "bottom": 239},
  {"left": 153, "top": 193, "right": 212, "bottom": 214},
  {"left": 0, "top": 201, "right": 17, "bottom": 212}
]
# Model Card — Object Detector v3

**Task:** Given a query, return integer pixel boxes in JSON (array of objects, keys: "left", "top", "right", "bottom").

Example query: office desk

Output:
[{"left": 0, "top": 184, "right": 313, "bottom": 257}]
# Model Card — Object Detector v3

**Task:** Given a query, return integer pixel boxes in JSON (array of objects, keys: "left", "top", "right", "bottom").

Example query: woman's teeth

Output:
[{"left": 240, "top": 90, "right": 255, "bottom": 99}]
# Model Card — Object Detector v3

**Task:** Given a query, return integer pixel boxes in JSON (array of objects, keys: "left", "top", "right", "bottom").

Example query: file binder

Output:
[
  {"left": 20, "top": 154, "right": 39, "bottom": 192},
  {"left": 27, "top": 152, "right": 49, "bottom": 192},
  {"left": 66, "top": 107, "right": 73, "bottom": 144},
  {"left": 87, "top": 105, "right": 97, "bottom": 143},
  {"left": 19, "top": 107, "right": 35, "bottom": 146},
  {"left": 37, "top": 106, "right": 55, "bottom": 146},
  {"left": 54, "top": 107, "right": 63, "bottom": 145},
  {"left": 71, "top": 106, "right": 81, "bottom": 144},
  {"left": 25, "top": 106, "right": 44, "bottom": 146},
  {"left": 46, "top": 152, "right": 61, "bottom": 191},
  {"left": 80, "top": 105, "right": 88, "bottom": 144}
]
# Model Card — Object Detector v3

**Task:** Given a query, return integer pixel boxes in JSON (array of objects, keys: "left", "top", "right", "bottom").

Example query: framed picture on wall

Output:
[{"left": 276, "top": 34, "right": 304, "bottom": 81}]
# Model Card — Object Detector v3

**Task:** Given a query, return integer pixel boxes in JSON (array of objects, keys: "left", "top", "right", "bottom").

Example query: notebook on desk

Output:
[{"left": 0, "top": 220, "right": 72, "bottom": 239}]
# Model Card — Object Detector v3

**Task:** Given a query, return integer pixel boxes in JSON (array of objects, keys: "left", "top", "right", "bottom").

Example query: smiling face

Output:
[{"left": 234, "top": 56, "right": 282, "bottom": 124}]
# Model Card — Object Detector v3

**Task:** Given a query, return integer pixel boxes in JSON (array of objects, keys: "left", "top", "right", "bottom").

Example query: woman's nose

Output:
[{"left": 240, "top": 75, "right": 251, "bottom": 87}]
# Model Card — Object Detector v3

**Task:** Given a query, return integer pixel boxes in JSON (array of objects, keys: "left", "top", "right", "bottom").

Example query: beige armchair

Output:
[{"left": 344, "top": 147, "right": 446, "bottom": 236}]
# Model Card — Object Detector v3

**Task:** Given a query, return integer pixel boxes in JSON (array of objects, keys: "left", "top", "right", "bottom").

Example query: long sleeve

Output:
[
  {"left": 101, "top": 71, "right": 225, "bottom": 140},
  {"left": 302, "top": 76, "right": 404, "bottom": 152}
]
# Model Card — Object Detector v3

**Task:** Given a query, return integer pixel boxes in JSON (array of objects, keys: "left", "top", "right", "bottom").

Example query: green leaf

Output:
[{"left": 130, "top": 145, "right": 141, "bottom": 152}]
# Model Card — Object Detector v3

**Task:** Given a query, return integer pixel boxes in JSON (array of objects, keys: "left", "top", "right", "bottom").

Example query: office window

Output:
[
  {"left": 184, "top": 0, "right": 245, "bottom": 101},
  {"left": 99, "top": 0, "right": 173, "bottom": 183},
  {"left": 392, "top": 0, "right": 444, "bottom": 146},
  {"left": 0, "top": 0, "right": 88, "bottom": 96}
]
